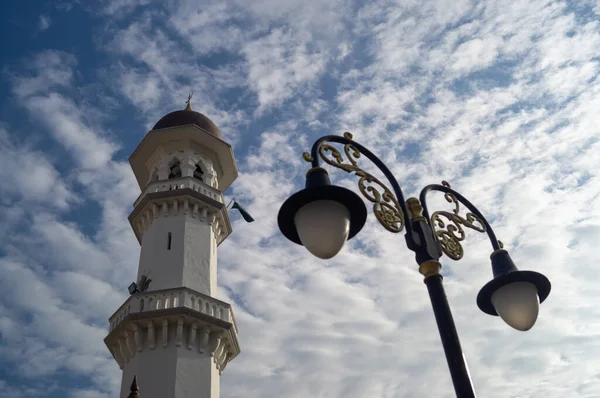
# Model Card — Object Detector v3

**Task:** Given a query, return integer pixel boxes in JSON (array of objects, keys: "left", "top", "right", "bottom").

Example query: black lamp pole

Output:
[
  {"left": 425, "top": 272, "right": 475, "bottom": 396},
  {"left": 277, "top": 133, "right": 551, "bottom": 398}
]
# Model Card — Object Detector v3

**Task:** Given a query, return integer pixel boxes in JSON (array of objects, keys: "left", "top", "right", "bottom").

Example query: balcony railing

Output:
[
  {"left": 109, "top": 287, "right": 238, "bottom": 334},
  {"left": 133, "top": 177, "right": 224, "bottom": 208}
]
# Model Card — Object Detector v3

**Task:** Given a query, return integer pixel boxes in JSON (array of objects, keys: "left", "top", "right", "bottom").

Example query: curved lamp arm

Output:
[
  {"left": 419, "top": 181, "right": 502, "bottom": 260},
  {"left": 304, "top": 132, "right": 414, "bottom": 237}
]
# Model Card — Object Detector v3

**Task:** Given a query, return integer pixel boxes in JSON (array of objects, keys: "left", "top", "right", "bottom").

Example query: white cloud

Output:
[
  {"left": 166, "top": 1, "right": 247, "bottom": 55},
  {"left": 101, "top": 0, "right": 150, "bottom": 15},
  {"left": 37, "top": 15, "right": 51, "bottom": 32},
  {"left": 166, "top": 0, "right": 349, "bottom": 54},
  {"left": 68, "top": 389, "right": 111, "bottom": 398},
  {"left": 242, "top": 28, "right": 327, "bottom": 111},
  {"left": 0, "top": 127, "right": 74, "bottom": 210},
  {"left": 25, "top": 94, "right": 118, "bottom": 169},
  {"left": 1, "top": 49, "right": 140, "bottom": 396},
  {"left": 0, "top": 257, "right": 120, "bottom": 391},
  {"left": 9, "top": 51, "right": 118, "bottom": 170},
  {"left": 0, "top": 379, "right": 50, "bottom": 397},
  {"left": 10, "top": 51, "right": 76, "bottom": 99},
  {"left": 104, "top": 19, "right": 248, "bottom": 139},
  {"left": 451, "top": 37, "right": 502, "bottom": 74}
]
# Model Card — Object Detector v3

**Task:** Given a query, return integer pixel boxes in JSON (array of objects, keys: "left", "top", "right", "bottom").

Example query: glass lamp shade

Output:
[
  {"left": 491, "top": 281, "right": 540, "bottom": 331},
  {"left": 294, "top": 199, "right": 351, "bottom": 259}
]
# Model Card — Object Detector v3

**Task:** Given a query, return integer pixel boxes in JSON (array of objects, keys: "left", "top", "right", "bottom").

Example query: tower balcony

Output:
[
  {"left": 105, "top": 287, "right": 240, "bottom": 374},
  {"left": 108, "top": 287, "right": 238, "bottom": 334}
]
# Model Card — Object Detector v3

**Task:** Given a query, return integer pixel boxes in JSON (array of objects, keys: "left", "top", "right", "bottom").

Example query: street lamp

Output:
[{"left": 277, "top": 132, "right": 551, "bottom": 398}]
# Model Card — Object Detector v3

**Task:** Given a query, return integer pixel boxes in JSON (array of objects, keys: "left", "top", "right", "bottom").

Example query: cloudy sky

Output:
[{"left": 1, "top": 0, "right": 600, "bottom": 397}]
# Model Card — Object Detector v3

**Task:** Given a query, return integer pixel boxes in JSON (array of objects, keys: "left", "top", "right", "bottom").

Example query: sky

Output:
[{"left": 1, "top": 0, "right": 600, "bottom": 397}]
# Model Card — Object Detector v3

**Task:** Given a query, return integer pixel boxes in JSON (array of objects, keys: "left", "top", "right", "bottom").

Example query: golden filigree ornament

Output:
[
  {"left": 314, "top": 134, "right": 405, "bottom": 233},
  {"left": 431, "top": 189, "right": 486, "bottom": 260}
]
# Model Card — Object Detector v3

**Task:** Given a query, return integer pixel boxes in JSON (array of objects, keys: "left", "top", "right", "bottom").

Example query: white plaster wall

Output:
[
  {"left": 183, "top": 215, "right": 217, "bottom": 296},
  {"left": 175, "top": 346, "right": 220, "bottom": 398},
  {"left": 120, "top": 324, "right": 219, "bottom": 398},
  {"left": 138, "top": 215, "right": 186, "bottom": 292},
  {"left": 211, "top": 352, "right": 220, "bottom": 398},
  {"left": 135, "top": 143, "right": 222, "bottom": 296},
  {"left": 120, "top": 337, "right": 178, "bottom": 398},
  {"left": 137, "top": 212, "right": 217, "bottom": 296}
]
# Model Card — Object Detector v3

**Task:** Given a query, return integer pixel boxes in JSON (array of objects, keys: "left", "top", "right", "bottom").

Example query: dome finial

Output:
[{"left": 185, "top": 91, "right": 194, "bottom": 111}]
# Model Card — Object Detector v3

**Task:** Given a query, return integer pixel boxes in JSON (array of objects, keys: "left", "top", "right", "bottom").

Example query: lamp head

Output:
[
  {"left": 477, "top": 250, "right": 551, "bottom": 331},
  {"left": 278, "top": 167, "right": 367, "bottom": 259},
  {"left": 128, "top": 282, "right": 139, "bottom": 295}
]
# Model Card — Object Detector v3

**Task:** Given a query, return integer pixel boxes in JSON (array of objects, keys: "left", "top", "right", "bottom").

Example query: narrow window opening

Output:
[
  {"left": 168, "top": 161, "right": 182, "bottom": 179},
  {"left": 167, "top": 232, "right": 172, "bottom": 250},
  {"left": 193, "top": 164, "right": 204, "bottom": 181}
]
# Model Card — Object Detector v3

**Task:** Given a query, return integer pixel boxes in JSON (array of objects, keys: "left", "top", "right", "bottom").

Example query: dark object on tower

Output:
[{"left": 127, "top": 375, "right": 140, "bottom": 398}]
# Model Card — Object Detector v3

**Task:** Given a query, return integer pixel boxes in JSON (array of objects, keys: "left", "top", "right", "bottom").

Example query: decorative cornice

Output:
[
  {"left": 105, "top": 308, "right": 239, "bottom": 372},
  {"left": 128, "top": 185, "right": 233, "bottom": 246}
]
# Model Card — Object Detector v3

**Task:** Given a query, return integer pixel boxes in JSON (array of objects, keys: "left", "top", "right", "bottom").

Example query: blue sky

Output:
[{"left": 2, "top": 0, "right": 600, "bottom": 397}]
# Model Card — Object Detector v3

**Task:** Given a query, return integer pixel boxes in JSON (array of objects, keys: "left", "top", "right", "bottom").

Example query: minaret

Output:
[{"left": 104, "top": 98, "right": 240, "bottom": 398}]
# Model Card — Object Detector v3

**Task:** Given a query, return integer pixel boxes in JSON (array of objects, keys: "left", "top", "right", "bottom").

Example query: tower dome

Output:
[{"left": 151, "top": 98, "right": 223, "bottom": 140}]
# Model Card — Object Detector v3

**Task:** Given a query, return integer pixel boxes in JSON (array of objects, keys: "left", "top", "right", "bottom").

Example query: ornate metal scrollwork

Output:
[
  {"left": 431, "top": 182, "right": 486, "bottom": 260},
  {"left": 303, "top": 132, "right": 405, "bottom": 233},
  {"left": 302, "top": 152, "right": 315, "bottom": 162}
]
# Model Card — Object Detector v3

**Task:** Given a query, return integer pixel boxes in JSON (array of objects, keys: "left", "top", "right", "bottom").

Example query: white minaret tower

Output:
[{"left": 105, "top": 99, "right": 240, "bottom": 398}]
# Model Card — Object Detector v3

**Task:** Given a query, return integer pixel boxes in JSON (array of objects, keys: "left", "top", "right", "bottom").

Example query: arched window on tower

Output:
[
  {"left": 193, "top": 164, "right": 204, "bottom": 182},
  {"left": 168, "top": 161, "right": 182, "bottom": 179}
]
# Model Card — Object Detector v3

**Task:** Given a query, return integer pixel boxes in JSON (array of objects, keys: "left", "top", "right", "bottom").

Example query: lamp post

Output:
[{"left": 277, "top": 132, "right": 551, "bottom": 398}]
